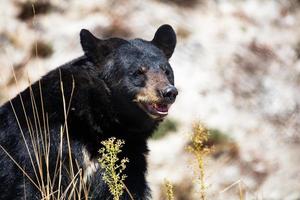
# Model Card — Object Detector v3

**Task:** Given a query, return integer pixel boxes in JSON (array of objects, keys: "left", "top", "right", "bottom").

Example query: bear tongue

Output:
[
  {"left": 144, "top": 103, "right": 169, "bottom": 117},
  {"left": 154, "top": 104, "right": 168, "bottom": 113}
]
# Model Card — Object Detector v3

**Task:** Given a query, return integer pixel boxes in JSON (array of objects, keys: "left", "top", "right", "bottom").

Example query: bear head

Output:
[{"left": 80, "top": 25, "right": 178, "bottom": 132}]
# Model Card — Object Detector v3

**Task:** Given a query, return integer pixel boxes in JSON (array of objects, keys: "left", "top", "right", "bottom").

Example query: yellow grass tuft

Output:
[
  {"left": 164, "top": 179, "right": 175, "bottom": 200},
  {"left": 187, "top": 122, "right": 213, "bottom": 200}
]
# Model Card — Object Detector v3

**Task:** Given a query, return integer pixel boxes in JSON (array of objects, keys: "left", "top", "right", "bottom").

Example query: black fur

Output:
[{"left": 0, "top": 24, "right": 177, "bottom": 199}]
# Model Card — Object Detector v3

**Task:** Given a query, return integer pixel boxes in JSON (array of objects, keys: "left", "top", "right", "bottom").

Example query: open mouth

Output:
[{"left": 138, "top": 102, "right": 171, "bottom": 119}]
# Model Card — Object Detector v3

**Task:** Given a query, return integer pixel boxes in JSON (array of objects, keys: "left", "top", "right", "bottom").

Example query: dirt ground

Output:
[{"left": 1, "top": 0, "right": 300, "bottom": 199}]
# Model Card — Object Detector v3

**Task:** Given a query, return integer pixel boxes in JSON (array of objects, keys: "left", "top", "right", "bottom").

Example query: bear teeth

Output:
[{"left": 138, "top": 101, "right": 171, "bottom": 119}]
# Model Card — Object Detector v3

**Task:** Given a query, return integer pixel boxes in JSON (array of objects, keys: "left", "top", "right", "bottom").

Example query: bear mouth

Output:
[{"left": 138, "top": 102, "right": 171, "bottom": 119}]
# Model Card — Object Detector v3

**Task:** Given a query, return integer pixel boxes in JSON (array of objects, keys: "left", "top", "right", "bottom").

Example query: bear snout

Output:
[{"left": 161, "top": 85, "right": 178, "bottom": 104}]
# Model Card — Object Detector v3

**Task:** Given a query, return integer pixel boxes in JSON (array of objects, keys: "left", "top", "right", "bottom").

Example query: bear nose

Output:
[{"left": 162, "top": 86, "right": 178, "bottom": 103}]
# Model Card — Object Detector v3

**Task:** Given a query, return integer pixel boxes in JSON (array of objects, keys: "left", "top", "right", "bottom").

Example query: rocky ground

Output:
[{"left": 1, "top": 0, "right": 300, "bottom": 199}]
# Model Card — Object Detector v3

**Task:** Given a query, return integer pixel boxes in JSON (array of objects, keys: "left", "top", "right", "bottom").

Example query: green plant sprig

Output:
[{"left": 98, "top": 137, "right": 129, "bottom": 200}]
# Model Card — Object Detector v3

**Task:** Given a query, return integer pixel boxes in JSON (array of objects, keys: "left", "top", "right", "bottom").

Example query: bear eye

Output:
[
  {"left": 134, "top": 67, "right": 146, "bottom": 76},
  {"left": 164, "top": 68, "right": 170, "bottom": 76}
]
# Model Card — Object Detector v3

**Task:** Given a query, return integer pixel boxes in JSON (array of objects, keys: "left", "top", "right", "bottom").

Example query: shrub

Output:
[
  {"left": 98, "top": 137, "right": 129, "bottom": 200},
  {"left": 151, "top": 119, "right": 178, "bottom": 140}
]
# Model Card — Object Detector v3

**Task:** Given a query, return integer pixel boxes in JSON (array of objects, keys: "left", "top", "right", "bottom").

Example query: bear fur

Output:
[{"left": 0, "top": 24, "right": 177, "bottom": 200}]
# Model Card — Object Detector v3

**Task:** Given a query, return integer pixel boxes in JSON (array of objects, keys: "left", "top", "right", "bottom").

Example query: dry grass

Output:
[
  {"left": 30, "top": 40, "right": 53, "bottom": 59},
  {"left": 0, "top": 68, "right": 92, "bottom": 199},
  {"left": 16, "top": 1, "right": 53, "bottom": 21},
  {"left": 186, "top": 123, "right": 213, "bottom": 200},
  {"left": 163, "top": 179, "right": 175, "bottom": 200}
]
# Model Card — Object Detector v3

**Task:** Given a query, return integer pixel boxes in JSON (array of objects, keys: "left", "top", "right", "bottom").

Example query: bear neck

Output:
[
  {"left": 91, "top": 90, "right": 160, "bottom": 142},
  {"left": 62, "top": 56, "right": 158, "bottom": 154}
]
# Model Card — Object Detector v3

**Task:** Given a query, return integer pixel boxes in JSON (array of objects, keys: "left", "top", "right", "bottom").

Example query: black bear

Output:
[{"left": 0, "top": 24, "right": 177, "bottom": 199}]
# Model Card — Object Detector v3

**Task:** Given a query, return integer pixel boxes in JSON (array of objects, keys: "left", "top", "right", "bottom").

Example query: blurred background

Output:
[{"left": 1, "top": 0, "right": 300, "bottom": 199}]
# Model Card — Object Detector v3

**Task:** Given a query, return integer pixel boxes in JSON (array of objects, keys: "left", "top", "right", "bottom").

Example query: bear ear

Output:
[
  {"left": 151, "top": 24, "right": 177, "bottom": 59},
  {"left": 80, "top": 29, "right": 100, "bottom": 56},
  {"left": 80, "top": 29, "right": 126, "bottom": 63}
]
